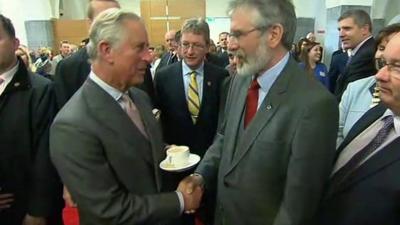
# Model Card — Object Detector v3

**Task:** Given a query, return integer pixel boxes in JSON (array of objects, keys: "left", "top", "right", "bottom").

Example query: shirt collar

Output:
[
  {"left": 383, "top": 109, "right": 400, "bottom": 135},
  {"left": 350, "top": 35, "right": 372, "bottom": 56},
  {"left": 257, "top": 52, "right": 290, "bottom": 92},
  {"left": 0, "top": 62, "right": 19, "bottom": 85},
  {"left": 182, "top": 60, "right": 204, "bottom": 76},
  {"left": 89, "top": 71, "right": 124, "bottom": 101}
]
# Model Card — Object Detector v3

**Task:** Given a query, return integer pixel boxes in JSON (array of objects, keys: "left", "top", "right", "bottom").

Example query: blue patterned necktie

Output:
[{"left": 331, "top": 115, "right": 394, "bottom": 186}]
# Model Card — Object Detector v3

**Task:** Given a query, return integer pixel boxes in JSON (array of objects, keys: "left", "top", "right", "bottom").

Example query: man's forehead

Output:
[
  {"left": 339, "top": 17, "right": 356, "bottom": 26},
  {"left": 165, "top": 31, "right": 175, "bottom": 38},
  {"left": 181, "top": 32, "right": 205, "bottom": 41},
  {"left": 230, "top": 8, "right": 255, "bottom": 31},
  {"left": 385, "top": 34, "right": 400, "bottom": 59}
]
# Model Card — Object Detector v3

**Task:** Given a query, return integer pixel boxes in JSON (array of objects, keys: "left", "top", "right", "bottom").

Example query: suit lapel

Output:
[
  {"left": 327, "top": 104, "right": 388, "bottom": 196},
  {"left": 197, "top": 63, "right": 212, "bottom": 123},
  {"left": 129, "top": 89, "right": 163, "bottom": 190},
  {"left": 335, "top": 104, "right": 387, "bottom": 159},
  {"left": 84, "top": 79, "right": 153, "bottom": 165},
  {"left": 334, "top": 138, "right": 400, "bottom": 194},
  {"left": 223, "top": 75, "right": 250, "bottom": 165},
  {"left": 0, "top": 61, "right": 30, "bottom": 112},
  {"left": 225, "top": 58, "right": 294, "bottom": 174}
]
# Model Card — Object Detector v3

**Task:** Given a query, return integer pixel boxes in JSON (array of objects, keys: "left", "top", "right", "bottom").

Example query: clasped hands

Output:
[{"left": 177, "top": 174, "right": 204, "bottom": 214}]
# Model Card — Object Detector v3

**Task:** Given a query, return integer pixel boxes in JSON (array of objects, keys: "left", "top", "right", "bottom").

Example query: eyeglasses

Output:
[
  {"left": 376, "top": 58, "right": 400, "bottom": 78},
  {"left": 181, "top": 42, "right": 206, "bottom": 51},
  {"left": 229, "top": 26, "right": 269, "bottom": 40},
  {"left": 229, "top": 28, "right": 260, "bottom": 40}
]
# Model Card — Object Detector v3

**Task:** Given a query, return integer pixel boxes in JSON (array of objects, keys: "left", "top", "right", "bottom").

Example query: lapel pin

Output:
[
  {"left": 14, "top": 82, "right": 20, "bottom": 87},
  {"left": 266, "top": 104, "right": 272, "bottom": 110},
  {"left": 207, "top": 81, "right": 212, "bottom": 86}
]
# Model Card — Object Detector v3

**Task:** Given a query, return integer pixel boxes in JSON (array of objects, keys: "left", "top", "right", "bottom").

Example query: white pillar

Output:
[{"left": 0, "top": 0, "right": 54, "bottom": 46}]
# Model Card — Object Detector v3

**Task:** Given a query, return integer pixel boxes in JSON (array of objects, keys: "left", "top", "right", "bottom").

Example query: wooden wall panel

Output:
[
  {"left": 168, "top": 0, "right": 205, "bottom": 18},
  {"left": 52, "top": 19, "right": 88, "bottom": 53},
  {"left": 141, "top": 0, "right": 205, "bottom": 46}
]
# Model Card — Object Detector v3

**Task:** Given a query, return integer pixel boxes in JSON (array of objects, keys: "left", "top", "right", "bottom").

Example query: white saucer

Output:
[{"left": 160, "top": 154, "right": 201, "bottom": 172}]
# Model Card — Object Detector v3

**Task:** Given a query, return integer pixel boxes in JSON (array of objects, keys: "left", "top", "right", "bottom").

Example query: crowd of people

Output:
[{"left": 1, "top": 0, "right": 400, "bottom": 225}]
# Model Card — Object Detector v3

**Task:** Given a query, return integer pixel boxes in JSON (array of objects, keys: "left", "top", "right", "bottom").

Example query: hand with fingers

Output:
[
  {"left": 22, "top": 214, "right": 46, "bottom": 225},
  {"left": 63, "top": 186, "right": 77, "bottom": 207},
  {"left": 177, "top": 174, "right": 205, "bottom": 214},
  {"left": 0, "top": 191, "right": 14, "bottom": 211}
]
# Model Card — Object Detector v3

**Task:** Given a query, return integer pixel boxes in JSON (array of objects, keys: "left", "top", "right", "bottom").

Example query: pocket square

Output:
[{"left": 152, "top": 108, "right": 161, "bottom": 120}]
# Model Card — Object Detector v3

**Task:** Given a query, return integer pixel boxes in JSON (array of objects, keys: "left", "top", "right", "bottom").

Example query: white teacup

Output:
[{"left": 166, "top": 145, "right": 190, "bottom": 167}]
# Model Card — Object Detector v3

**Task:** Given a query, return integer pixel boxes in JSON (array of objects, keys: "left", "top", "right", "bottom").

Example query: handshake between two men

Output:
[{"left": 177, "top": 174, "right": 205, "bottom": 214}]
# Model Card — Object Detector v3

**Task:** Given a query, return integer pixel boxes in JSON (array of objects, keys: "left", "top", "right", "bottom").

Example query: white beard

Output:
[{"left": 236, "top": 39, "right": 271, "bottom": 77}]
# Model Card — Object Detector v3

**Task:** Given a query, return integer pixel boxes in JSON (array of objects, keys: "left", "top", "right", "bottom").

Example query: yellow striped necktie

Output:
[{"left": 188, "top": 71, "right": 200, "bottom": 123}]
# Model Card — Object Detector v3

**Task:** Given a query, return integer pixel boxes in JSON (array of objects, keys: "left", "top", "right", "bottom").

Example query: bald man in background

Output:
[{"left": 157, "top": 30, "right": 179, "bottom": 70}]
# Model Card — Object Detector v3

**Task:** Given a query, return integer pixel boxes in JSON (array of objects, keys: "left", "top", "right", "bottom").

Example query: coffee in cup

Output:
[{"left": 166, "top": 145, "right": 190, "bottom": 167}]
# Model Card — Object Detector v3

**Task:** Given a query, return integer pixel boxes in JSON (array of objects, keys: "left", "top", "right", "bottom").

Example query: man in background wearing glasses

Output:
[
  {"left": 318, "top": 32, "right": 400, "bottom": 225},
  {"left": 154, "top": 18, "right": 228, "bottom": 225}
]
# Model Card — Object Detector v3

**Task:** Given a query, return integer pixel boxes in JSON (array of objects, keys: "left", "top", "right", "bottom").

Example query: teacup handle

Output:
[{"left": 167, "top": 155, "right": 172, "bottom": 164}]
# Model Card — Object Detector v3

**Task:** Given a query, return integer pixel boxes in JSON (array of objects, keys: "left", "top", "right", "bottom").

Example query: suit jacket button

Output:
[{"left": 223, "top": 180, "right": 229, "bottom": 187}]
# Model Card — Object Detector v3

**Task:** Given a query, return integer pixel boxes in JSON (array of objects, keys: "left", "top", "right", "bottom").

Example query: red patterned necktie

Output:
[{"left": 244, "top": 78, "right": 260, "bottom": 128}]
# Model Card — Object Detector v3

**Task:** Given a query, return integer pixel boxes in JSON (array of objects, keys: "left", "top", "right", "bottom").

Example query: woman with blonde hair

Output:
[{"left": 15, "top": 45, "right": 36, "bottom": 72}]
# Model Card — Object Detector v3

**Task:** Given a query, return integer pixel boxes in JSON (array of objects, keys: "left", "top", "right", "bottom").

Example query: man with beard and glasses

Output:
[{"left": 177, "top": 0, "right": 338, "bottom": 224}]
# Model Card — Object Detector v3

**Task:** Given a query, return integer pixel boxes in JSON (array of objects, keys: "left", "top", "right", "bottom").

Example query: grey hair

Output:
[
  {"left": 338, "top": 9, "right": 372, "bottom": 32},
  {"left": 87, "top": 8, "right": 141, "bottom": 60},
  {"left": 181, "top": 18, "right": 210, "bottom": 45},
  {"left": 227, "top": 0, "right": 297, "bottom": 50}
]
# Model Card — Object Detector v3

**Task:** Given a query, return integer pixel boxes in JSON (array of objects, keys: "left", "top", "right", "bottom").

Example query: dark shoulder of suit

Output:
[
  {"left": 207, "top": 53, "right": 227, "bottom": 68},
  {"left": 334, "top": 38, "right": 377, "bottom": 101},
  {"left": 54, "top": 47, "right": 91, "bottom": 110}
]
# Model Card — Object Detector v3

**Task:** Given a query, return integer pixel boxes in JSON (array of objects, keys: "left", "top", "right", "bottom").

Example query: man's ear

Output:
[
  {"left": 98, "top": 40, "right": 114, "bottom": 64},
  {"left": 13, "top": 38, "right": 20, "bottom": 51},
  {"left": 266, "top": 24, "right": 284, "bottom": 49},
  {"left": 361, "top": 24, "right": 371, "bottom": 36}
]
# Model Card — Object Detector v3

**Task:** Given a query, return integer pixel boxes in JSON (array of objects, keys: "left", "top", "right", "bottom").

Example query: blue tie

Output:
[
  {"left": 331, "top": 115, "right": 394, "bottom": 187},
  {"left": 345, "top": 54, "right": 353, "bottom": 66}
]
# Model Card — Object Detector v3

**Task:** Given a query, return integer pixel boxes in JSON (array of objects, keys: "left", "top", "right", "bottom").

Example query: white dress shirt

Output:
[{"left": 0, "top": 62, "right": 19, "bottom": 96}]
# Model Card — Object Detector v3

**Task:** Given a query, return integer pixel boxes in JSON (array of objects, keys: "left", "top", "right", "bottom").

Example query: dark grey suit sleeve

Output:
[
  {"left": 50, "top": 122, "right": 181, "bottom": 225},
  {"left": 273, "top": 95, "right": 338, "bottom": 225}
]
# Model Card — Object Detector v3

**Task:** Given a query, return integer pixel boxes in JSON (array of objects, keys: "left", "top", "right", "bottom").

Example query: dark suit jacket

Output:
[
  {"left": 156, "top": 51, "right": 178, "bottom": 72},
  {"left": 206, "top": 53, "right": 227, "bottom": 68},
  {"left": 216, "top": 50, "right": 229, "bottom": 67},
  {"left": 318, "top": 104, "right": 400, "bottom": 225},
  {"left": 196, "top": 57, "right": 339, "bottom": 225},
  {"left": 0, "top": 61, "right": 63, "bottom": 225},
  {"left": 50, "top": 79, "right": 180, "bottom": 225},
  {"left": 54, "top": 47, "right": 155, "bottom": 110},
  {"left": 328, "top": 49, "right": 348, "bottom": 93},
  {"left": 155, "top": 61, "right": 228, "bottom": 157},
  {"left": 334, "top": 37, "right": 377, "bottom": 101}
]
